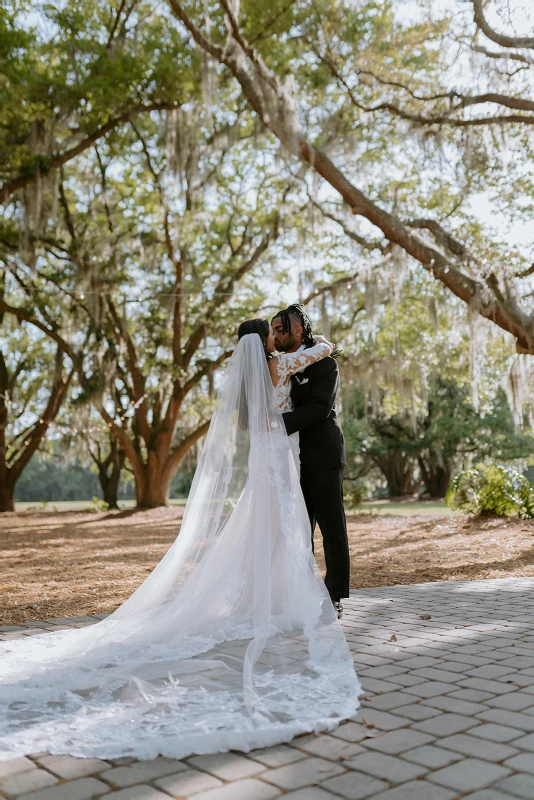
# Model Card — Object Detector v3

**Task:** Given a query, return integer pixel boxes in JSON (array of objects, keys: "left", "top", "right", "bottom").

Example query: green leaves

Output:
[
  {"left": 0, "top": 0, "right": 195, "bottom": 196},
  {"left": 447, "top": 463, "right": 534, "bottom": 519}
]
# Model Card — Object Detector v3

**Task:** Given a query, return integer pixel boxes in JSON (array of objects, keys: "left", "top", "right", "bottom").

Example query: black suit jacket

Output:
[{"left": 282, "top": 350, "right": 346, "bottom": 471}]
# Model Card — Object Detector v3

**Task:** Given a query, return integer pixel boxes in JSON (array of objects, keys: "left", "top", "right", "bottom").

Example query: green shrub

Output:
[
  {"left": 446, "top": 463, "right": 534, "bottom": 519},
  {"left": 91, "top": 496, "right": 110, "bottom": 512},
  {"left": 344, "top": 480, "right": 366, "bottom": 509}
]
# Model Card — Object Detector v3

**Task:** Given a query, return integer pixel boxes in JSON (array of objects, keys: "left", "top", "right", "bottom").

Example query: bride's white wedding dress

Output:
[{"left": 0, "top": 334, "right": 360, "bottom": 762}]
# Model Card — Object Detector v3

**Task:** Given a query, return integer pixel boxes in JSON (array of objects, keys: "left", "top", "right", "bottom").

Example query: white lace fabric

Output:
[
  {"left": 270, "top": 341, "right": 332, "bottom": 413},
  {"left": 0, "top": 335, "right": 360, "bottom": 762}
]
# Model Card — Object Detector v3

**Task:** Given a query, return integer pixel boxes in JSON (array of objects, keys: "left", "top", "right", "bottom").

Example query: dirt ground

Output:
[{"left": 2, "top": 508, "right": 534, "bottom": 626}]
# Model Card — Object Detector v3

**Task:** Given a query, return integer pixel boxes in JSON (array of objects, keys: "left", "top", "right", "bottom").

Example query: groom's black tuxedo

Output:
[
  {"left": 282, "top": 347, "right": 350, "bottom": 602},
  {"left": 283, "top": 355, "right": 346, "bottom": 470}
]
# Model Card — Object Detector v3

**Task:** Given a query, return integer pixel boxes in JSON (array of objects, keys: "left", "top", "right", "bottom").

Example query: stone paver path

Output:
[{"left": 2, "top": 577, "right": 534, "bottom": 799}]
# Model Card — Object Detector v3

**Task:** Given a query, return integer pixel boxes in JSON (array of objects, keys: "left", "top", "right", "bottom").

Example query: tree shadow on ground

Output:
[{"left": 3, "top": 508, "right": 534, "bottom": 625}]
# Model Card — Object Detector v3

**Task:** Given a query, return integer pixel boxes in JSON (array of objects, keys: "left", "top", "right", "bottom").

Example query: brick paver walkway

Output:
[{"left": 1, "top": 577, "right": 534, "bottom": 799}]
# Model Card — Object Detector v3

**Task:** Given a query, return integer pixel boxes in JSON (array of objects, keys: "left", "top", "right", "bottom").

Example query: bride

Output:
[{"left": 0, "top": 319, "right": 360, "bottom": 762}]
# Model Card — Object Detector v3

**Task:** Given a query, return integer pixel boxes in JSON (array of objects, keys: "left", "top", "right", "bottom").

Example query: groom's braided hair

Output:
[{"left": 274, "top": 304, "right": 314, "bottom": 346}]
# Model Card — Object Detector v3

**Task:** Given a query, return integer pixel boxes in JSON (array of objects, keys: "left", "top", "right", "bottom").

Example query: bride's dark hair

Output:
[{"left": 237, "top": 318, "right": 271, "bottom": 361}]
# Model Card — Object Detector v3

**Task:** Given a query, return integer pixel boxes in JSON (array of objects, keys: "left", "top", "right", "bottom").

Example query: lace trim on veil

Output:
[{"left": 0, "top": 334, "right": 360, "bottom": 762}]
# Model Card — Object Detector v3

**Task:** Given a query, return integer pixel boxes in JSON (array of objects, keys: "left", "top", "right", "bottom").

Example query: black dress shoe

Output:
[{"left": 334, "top": 601, "right": 343, "bottom": 619}]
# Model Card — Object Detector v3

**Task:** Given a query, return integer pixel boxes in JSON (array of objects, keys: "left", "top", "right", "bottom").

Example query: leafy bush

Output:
[
  {"left": 446, "top": 463, "right": 534, "bottom": 519},
  {"left": 91, "top": 496, "right": 110, "bottom": 512},
  {"left": 344, "top": 480, "right": 366, "bottom": 509}
]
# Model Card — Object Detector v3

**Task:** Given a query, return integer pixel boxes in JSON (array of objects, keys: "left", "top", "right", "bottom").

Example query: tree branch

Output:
[
  {"left": 315, "top": 46, "right": 534, "bottom": 126},
  {"left": 181, "top": 200, "right": 284, "bottom": 370},
  {"left": 309, "top": 197, "right": 387, "bottom": 253},
  {"left": 162, "top": 418, "right": 211, "bottom": 484},
  {"left": 131, "top": 121, "right": 183, "bottom": 366},
  {"left": 93, "top": 400, "right": 143, "bottom": 479},
  {"left": 105, "top": 298, "right": 151, "bottom": 444},
  {"left": 169, "top": 0, "right": 534, "bottom": 354},
  {"left": 106, "top": 0, "right": 128, "bottom": 47},
  {"left": 458, "top": 92, "right": 534, "bottom": 114},
  {"left": 1, "top": 102, "right": 181, "bottom": 203},
  {"left": 249, "top": 0, "right": 297, "bottom": 44},
  {"left": 471, "top": 44, "right": 534, "bottom": 65},
  {"left": 355, "top": 66, "right": 534, "bottom": 112},
  {"left": 181, "top": 349, "right": 233, "bottom": 398},
  {"left": 0, "top": 301, "right": 75, "bottom": 360},
  {"left": 301, "top": 271, "right": 361, "bottom": 305},
  {"left": 167, "top": 0, "right": 224, "bottom": 60},
  {"left": 472, "top": 0, "right": 534, "bottom": 49},
  {"left": 406, "top": 219, "right": 468, "bottom": 259},
  {"left": 9, "top": 353, "right": 74, "bottom": 483}
]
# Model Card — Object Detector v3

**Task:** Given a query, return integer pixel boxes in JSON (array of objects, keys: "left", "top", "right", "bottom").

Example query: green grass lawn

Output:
[
  {"left": 13, "top": 498, "right": 454, "bottom": 516},
  {"left": 354, "top": 500, "right": 457, "bottom": 517},
  {"left": 14, "top": 499, "right": 188, "bottom": 512}
]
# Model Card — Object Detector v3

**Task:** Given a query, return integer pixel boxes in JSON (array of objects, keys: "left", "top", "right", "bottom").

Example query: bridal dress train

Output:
[{"left": 0, "top": 334, "right": 361, "bottom": 762}]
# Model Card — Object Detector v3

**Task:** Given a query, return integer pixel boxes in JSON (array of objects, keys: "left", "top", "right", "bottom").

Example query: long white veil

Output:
[{"left": 0, "top": 334, "right": 360, "bottom": 761}]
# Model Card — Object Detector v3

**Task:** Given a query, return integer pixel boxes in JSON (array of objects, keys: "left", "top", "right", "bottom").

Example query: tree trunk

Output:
[
  {"left": 0, "top": 352, "right": 73, "bottom": 513},
  {"left": 102, "top": 452, "right": 123, "bottom": 509},
  {"left": 136, "top": 476, "right": 172, "bottom": 508},
  {"left": 103, "top": 413, "right": 209, "bottom": 510},
  {"left": 419, "top": 459, "right": 452, "bottom": 499},
  {"left": 94, "top": 441, "right": 125, "bottom": 510},
  {"left": 98, "top": 469, "right": 119, "bottom": 509},
  {"left": 0, "top": 476, "right": 15, "bottom": 512},
  {"left": 374, "top": 454, "right": 417, "bottom": 497},
  {"left": 134, "top": 455, "right": 173, "bottom": 508}
]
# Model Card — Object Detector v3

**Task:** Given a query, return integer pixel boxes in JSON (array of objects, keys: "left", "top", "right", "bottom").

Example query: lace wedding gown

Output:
[{"left": 0, "top": 334, "right": 360, "bottom": 762}]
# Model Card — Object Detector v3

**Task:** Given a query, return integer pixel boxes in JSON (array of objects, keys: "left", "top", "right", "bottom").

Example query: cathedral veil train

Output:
[{"left": 0, "top": 329, "right": 361, "bottom": 762}]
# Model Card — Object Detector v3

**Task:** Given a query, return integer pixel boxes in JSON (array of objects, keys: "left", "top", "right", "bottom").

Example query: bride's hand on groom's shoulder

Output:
[{"left": 314, "top": 334, "right": 336, "bottom": 351}]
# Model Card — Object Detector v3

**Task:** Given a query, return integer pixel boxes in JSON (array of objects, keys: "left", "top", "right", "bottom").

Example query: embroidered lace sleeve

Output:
[{"left": 270, "top": 340, "right": 333, "bottom": 387}]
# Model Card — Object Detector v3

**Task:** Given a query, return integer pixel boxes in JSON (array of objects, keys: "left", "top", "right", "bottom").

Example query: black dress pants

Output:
[{"left": 300, "top": 468, "right": 350, "bottom": 601}]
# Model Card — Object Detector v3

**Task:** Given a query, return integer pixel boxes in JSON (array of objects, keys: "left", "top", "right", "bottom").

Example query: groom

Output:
[{"left": 272, "top": 304, "right": 349, "bottom": 618}]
